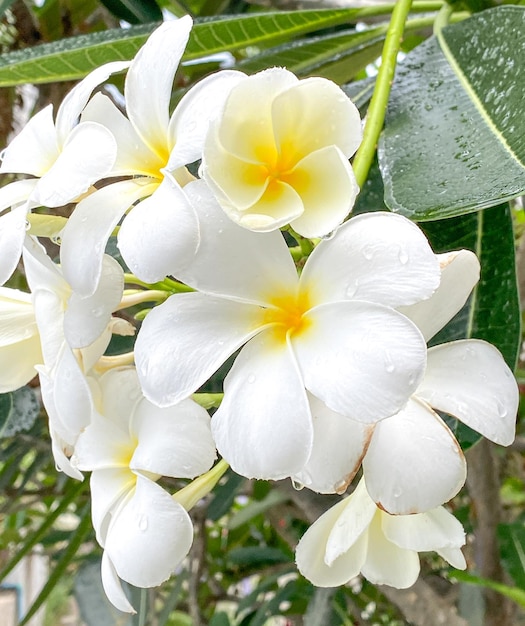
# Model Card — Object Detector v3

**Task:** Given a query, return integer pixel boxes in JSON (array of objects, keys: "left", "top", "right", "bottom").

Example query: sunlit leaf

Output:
[
  {"left": 380, "top": 6, "right": 525, "bottom": 220},
  {"left": 0, "top": 9, "right": 367, "bottom": 86}
]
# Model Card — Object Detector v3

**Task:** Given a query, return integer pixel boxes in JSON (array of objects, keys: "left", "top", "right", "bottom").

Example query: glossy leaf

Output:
[
  {"left": 0, "top": 9, "right": 367, "bottom": 86},
  {"left": 380, "top": 6, "right": 525, "bottom": 220},
  {"left": 0, "top": 387, "right": 40, "bottom": 439}
]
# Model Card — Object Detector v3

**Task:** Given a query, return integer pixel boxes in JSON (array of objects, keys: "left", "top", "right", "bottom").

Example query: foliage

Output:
[{"left": 0, "top": 1, "right": 524, "bottom": 625}]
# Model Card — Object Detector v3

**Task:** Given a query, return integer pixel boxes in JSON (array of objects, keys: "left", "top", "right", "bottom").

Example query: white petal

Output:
[
  {"left": 117, "top": 173, "right": 199, "bottom": 283},
  {"left": 235, "top": 179, "right": 305, "bottom": 232},
  {"left": 106, "top": 475, "right": 193, "bottom": 588},
  {"left": 135, "top": 292, "right": 264, "bottom": 406},
  {"left": 61, "top": 179, "right": 155, "bottom": 297},
  {"left": 362, "top": 513, "right": 420, "bottom": 588},
  {"left": 288, "top": 146, "right": 359, "bottom": 238},
  {"left": 90, "top": 468, "right": 134, "bottom": 542},
  {"left": 0, "top": 200, "right": 33, "bottom": 286},
  {"left": 300, "top": 212, "right": 440, "bottom": 308},
  {"left": 81, "top": 92, "right": 163, "bottom": 176},
  {"left": 325, "top": 479, "right": 376, "bottom": 564},
  {"left": 64, "top": 255, "right": 123, "bottom": 348},
  {"left": 418, "top": 340, "right": 518, "bottom": 445},
  {"left": 98, "top": 367, "right": 143, "bottom": 432},
  {"left": 0, "top": 335, "right": 41, "bottom": 392},
  {"left": 132, "top": 397, "right": 216, "bottom": 478},
  {"left": 74, "top": 413, "right": 131, "bottom": 472},
  {"left": 212, "top": 332, "right": 312, "bottom": 479},
  {"left": 294, "top": 301, "right": 426, "bottom": 421},
  {"left": 177, "top": 180, "right": 299, "bottom": 301},
  {"left": 0, "top": 106, "right": 58, "bottom": 175},
  {"left": 55, "top": 60, "right": 130, "bottom": 144},
  {"left": 271, "top": 76, "right": 362, "bottom": 160},
  {"left": 31, "top": 290, "right": 65, "bottom": 367},
  {"left": 202, "top": 132, "right": 269, "bottom": 210},
  {"left": 125, "top": 17, "right": 192, "bottom": 157},
  {"left": 214, "top": 67, "right": 297, "bottom": 162},
  {"left": 23, "top": 235, "right": 67, "bottom": 297},
  {"left": 437, "top": 546, "right": 467, "bottom": 569},
  {"left": 296, "top": 495, "right": 368, "bottom": 588},
  {"left": 167, "top": 70, "right": 245, "bottom": 169},
  {"left": 101, "top": 551, "right": 136, "bottom": 614},
  {"left": 53, "top": 346, "right": 93, "bottom": 439},
  {"left": 399, "top": 250, "right": 480, "bottom": 341},
  {"left": 363, "top": 397, "right": 466, "bottom": 514},
  {"left": 292, "top": 394, "right": 372, "bottom": 494},
  {"left": 382, "top": 505, "right": 466, "bottom": 552},
  {"left": 32, "top": 122, "right": 117, "bottom": 207}
]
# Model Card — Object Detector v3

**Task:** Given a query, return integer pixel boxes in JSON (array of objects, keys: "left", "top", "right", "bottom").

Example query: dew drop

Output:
[
  {"left": 384, "top": 352, "right": 395, "bottom": 374},
  {"left": 393, "top": 485, "right": 402, "bottom": 498},
  {"left": 496, "top": 400, "right": 508, "bottom": 418},
  {"left": 51, "top": 234, "right": 62, "bottom": 245},
  {"left": 321, "top": 229, "right": 336, "bottom": 241},
  {"left": 24, "top": 220, "right": 31, "bottom": 231},
  {"left": 291, "top": 479, "right": 304, "bottom": 491},
  {"left": 247, "top": 374, "right": 256, "bottom": 384},
  {"left": 138, "top": 514, "right": 148, "bottom": 532},
  {"left": 397, "top": 247, "right": 409, "bottom": 265},
  {"left": 346, "top": 280, "right": 359, "bottom": 298},
  {"left": 362, "top": 244, "right": 374, "bottom": 261}
]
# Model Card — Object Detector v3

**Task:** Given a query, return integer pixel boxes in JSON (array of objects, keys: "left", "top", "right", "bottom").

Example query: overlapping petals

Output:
[
  {"left": 61, "top": 17, "right": 243, "bottom": 295},
  {"left": 73, "top": 367, "right": 216, "bottom": 613},
  {"left": 136, "top": 181, "right": 439, "bottom": 480},
  {"left": 202, "top": 67, "right": 362, "bottom": 236},
  {"left": 295, "top": 478, "right": 466, "bottom": 589}
]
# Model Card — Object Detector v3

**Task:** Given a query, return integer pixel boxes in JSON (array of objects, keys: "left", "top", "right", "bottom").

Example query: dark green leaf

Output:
[
  {"left": 0, "top": 386, "right": 39, "bottom": 438},
  {"left": 0, "top": 0, "right": 15, "bottom": 18},
  {"left": 209, "top": 612, "right": 231, "bottom": 626},
  {"left": 99, "top": 0, "right": 162, "bottom": 24},
  {"left": 380, "top": 6, "right": 525, "bottom": 220},
  {"left": 498, "top": 523, "right": 525, "bottom": 590},
  {"left": 227, "top": 546, "right": 290, "bottom": 567},
  {"left": 207, "top": 470, "right": 245, "bottom": 521},
  {"left": 0, "top": 392, "right": 13, "bottom": 433},
  {"left": 0, "top": 9, "right": 369, "bottom": 86},
  {"left": 450, "top": 569, "right": 525, "bottom": 607}
]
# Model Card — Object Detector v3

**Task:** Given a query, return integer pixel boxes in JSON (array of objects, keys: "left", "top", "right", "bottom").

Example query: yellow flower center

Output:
[{"left": 262, "top": 291, "right": 311, "bottom": 342}]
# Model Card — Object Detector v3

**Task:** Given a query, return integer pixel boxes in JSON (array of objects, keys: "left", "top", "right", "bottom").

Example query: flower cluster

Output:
[{"left": 0, "top": 15, "right": 518, "bottom": 613}]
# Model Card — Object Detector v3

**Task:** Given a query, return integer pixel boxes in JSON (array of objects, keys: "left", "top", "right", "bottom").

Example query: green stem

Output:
[
  {"left": 192, "top": 392, "right": 223, "bottom": 410},
  {"left": 124, "top": 273, "right": 194, "bottom": 293},
  {"left": 352, "top": 0, "right": 415, "bottom": 189},
  {"left": 351, "top": 1, "right": 443, "bottom": 20},
  {"left": 433, "top": 1, "right": 454, "bottom": 36}
]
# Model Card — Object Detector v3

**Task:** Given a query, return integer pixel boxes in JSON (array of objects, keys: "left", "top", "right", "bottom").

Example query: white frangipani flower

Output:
[
  {"left": 0, "top": 287, "right": 43, "bottom": 392},
  {"left": 0, "top": 60, "right": 128, "bottom": 285},
  {"left": 135, "top": 181, "right": 440, "bottom": 481},
  {"left": 201, "top": 67, "right": 361, "bottom": 237},
  {"left": 363, "top": 249, "right": 519, "bottom": 514},
  {"left": 60, "top": 16, "right": 244, "bottom": 295},
  {"left": 22, "top": 237, "right": 130, "bottom": 478},
  {"left": 72, "top": 367, "right": 217, "bottom": 613},
  {"left": 295, "top": 478, "right": 466, "bottom": 589}
]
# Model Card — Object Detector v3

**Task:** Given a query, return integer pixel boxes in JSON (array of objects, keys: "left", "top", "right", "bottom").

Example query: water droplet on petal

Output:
[
  {"left": 247, "top": 374, "right": 256, "bottom": 384},
  {"left": 24, "top": 220, "right": 31, "bottom": 231},
  {"left": 384, "top": 352, "right": 395, "bottom": 374},
  {"left": 292, "top": 479, "right": 304, "bottom": 491},
  {"left": 362, "top": 244, "right": 374, "bottom": 261},
  {"left": 496, "top": 399, "right": 508, "bottom": 418},
  {"left": 138, "top": 514, "right": 148, "bottom": 532},
  {"left": 397, "top": 246, "right": 409, "bottom": 265}
]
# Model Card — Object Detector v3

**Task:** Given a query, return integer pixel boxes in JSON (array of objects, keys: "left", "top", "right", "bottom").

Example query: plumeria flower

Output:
[
  {"left": 60, "top": 16, "right": 244, "bottom": 295},
  {"left": 22, "top": 237, "right": 132, "bottom": 478},
  {"left": 295, "top": 478, "right": 466, "bottom": 589},
  {"left": 0, "top": 287, "right": 43, "bottom": 392},
  {"left": 292, "top": 250, "right": 518, "bottom": 510},
  {"left": 363, "top": 249, "right": 519, "bottom": 514},
  {"left": 201, "top": 67, "right": 361, "bottom": 237},
  {"left": 72, "top": 367, "right": 217, "bottom": 613},
  {"left": 0, "top": 60, "right": 128, "bottom": 285},
  {"left": 135, "top": 181, "right": 440, "bottom": 481}
]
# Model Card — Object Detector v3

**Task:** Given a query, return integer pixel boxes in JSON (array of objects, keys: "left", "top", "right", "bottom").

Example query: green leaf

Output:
[
  {"left": 0, "top": 0, "right": 16, "bottom": 18},
  {"left": 99, "top": 0, "right": 163, "bottom": 24},
  {"left": 0, "top": 9, "right": 368, "bottom": 86},
  {"left": 227, "top": 546, "right": 290, "bottom": 567},
  {"left": 207, "top": 470, "right": 245, "bottom": 522},
  {"left": 227, "top": 489, "right": 287, "bottom": 530},
  {"left": 237, "top": 27, "right": 386, "bottom": 83},
  {"left": 380, "top": 6, "right": 525, "bottom": 220},
  {"left": 498, "top": 523, "right": 525, "bottom": 590},
  {"left": 450, "top": 569, "right": 525, "bottom": 608},
  {"left": 0, "top": 387, "right": 40, "bottom": 439}
]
